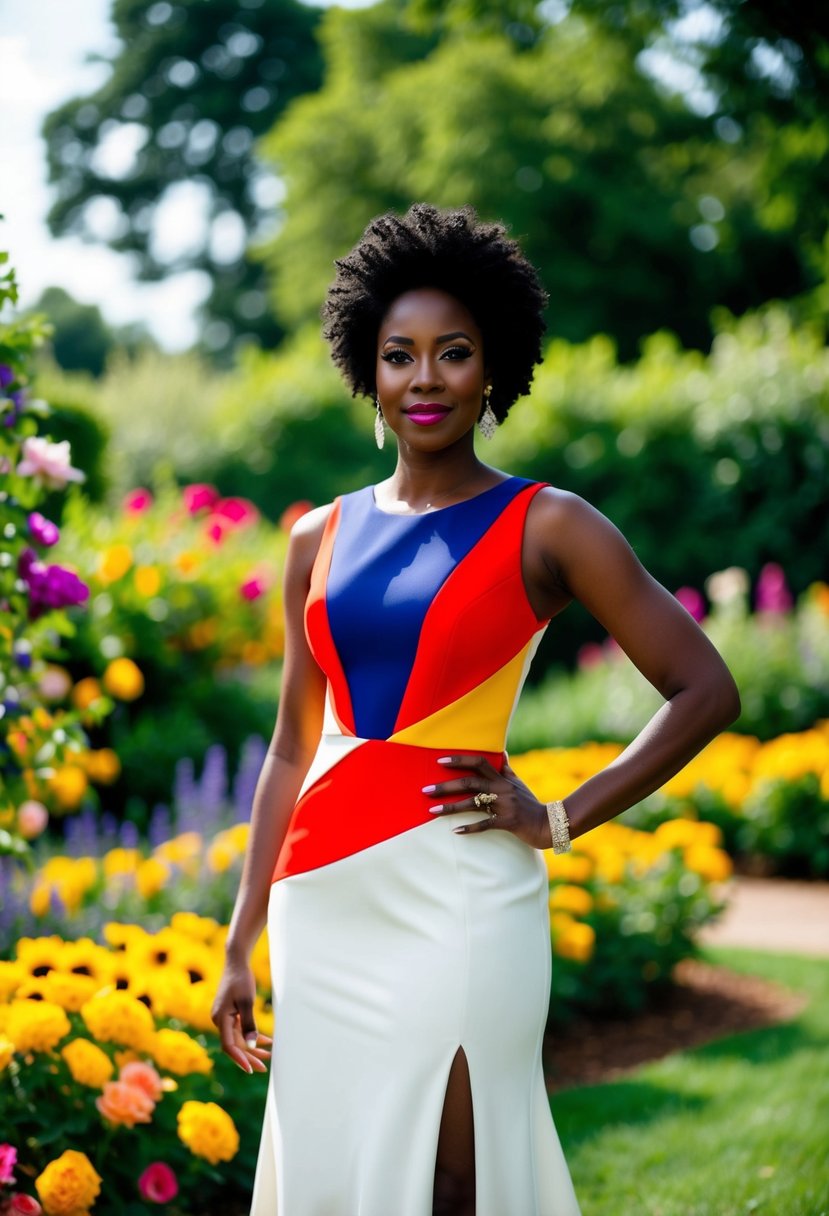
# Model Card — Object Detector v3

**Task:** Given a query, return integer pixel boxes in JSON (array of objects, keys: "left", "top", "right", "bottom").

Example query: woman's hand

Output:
[
  {"left": 211, "top": 957, "right": 273, "bottom": 1076},
  {"left": 422, "top": 754, "right": 552, "bottom": 849}
]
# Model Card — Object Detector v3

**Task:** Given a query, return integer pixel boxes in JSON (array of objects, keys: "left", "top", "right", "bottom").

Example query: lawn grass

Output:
[{"left": 551, "top": 946, "right": 829, "bottom": 1216}]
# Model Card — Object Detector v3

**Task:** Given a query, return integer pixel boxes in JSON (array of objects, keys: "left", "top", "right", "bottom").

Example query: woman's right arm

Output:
[{"left": 211, "top": 503, "right": 331, "bottom": 1073}]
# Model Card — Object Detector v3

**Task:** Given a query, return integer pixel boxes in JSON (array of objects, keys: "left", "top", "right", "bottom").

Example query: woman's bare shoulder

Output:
[{"left": 284, "top": 501, "right": 336, "bottom": 577}]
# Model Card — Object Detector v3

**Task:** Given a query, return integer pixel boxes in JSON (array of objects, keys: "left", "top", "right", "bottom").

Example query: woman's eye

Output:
[
  {"left": 380, "top": 350, "right": 411, "bottom": 364},
  {"left": 441, "top": 346, "right": 472, "bottom": 360}
]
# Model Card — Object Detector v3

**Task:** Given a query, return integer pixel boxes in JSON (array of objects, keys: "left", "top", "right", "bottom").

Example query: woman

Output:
[{"left": 212, "top": 203, "right": 740, "bottom": 1216}]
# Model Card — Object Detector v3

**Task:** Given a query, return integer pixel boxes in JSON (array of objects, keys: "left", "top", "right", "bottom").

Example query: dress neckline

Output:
[{"left": 369, "top": 476, "right": 519, "bottom": 518}]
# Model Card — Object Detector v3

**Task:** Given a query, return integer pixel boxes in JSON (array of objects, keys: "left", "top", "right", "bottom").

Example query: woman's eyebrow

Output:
[{"left": 382, "top": 331, "right": 474, "bottom": 346}]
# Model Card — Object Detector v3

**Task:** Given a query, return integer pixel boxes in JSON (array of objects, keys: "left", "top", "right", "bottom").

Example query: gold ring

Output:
[{"left": 473, "top": 792, "right": 498, "bottom": 809}]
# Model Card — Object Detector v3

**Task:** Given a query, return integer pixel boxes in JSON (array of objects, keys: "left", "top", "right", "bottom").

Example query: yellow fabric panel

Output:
[{"left": 388, "top": 638, "right": 534, "bottom": 752}]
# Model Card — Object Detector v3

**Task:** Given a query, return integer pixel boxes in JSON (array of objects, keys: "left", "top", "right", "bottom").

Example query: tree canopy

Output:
[{"left": 42, "top": 0, "right": 324, "bottom": 360}]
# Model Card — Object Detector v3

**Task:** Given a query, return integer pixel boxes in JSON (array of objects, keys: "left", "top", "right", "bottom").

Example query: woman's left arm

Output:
[
  {"left": 426, "top": 489, "right": 741, "bottom": 847},
  {"left": 531, "top": 491, "right": 741, "bottom": 841}
]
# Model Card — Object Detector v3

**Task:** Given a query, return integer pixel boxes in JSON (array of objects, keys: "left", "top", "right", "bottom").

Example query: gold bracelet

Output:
[{"left": 546, "top": 800, "right": 571, "bottom": 854}]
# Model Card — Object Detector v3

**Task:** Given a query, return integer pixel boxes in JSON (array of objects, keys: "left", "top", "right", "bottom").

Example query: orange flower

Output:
[
  {"left": 95, "top": 1078, "right": 155, "bottom": 1127},
  {"left": 119, "top": 1059, "right": 164, "bottom": 1102}
]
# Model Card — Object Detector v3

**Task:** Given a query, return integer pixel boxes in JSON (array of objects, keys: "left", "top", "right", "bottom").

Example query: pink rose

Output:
[
  {"left": 123, "top": 488, "right": 154, "bottom": 513},
  {"left": 8, "top": 1195, "right": 43, "bottom": 1215},
  {"left": 17, "top": 801, "right": 49, "bottom": 840},
  {"left": 211, "top": 496, "right": 259, "bottom": 528},
  {"left": 674, "top": 586, "right": 706, "bottom": 622},
  {"left": 182, "top": 483, "right": 220, "bottom": 514},
  {"left": 138, "top": 1162, "right": 179, "bottom": 1204},
  {"left": 0, "top": 1142, "right": 17, "bottom": 1185},
  {"left": 240, "top": 575, "right": 267, "bottom": 601},
  {"left": 16, "top": 437, "right": 85, "bottom": 490}
]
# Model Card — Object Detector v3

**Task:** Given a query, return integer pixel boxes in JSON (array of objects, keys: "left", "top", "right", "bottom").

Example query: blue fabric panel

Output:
[{"left": 325, "top": 477, "right": 532, "bottom": 739}]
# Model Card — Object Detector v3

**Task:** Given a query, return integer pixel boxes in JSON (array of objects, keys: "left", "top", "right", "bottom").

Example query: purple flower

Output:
[
  {"left": 755, "top": 563, "right": 793, "bottom": 615},
  {"left": 0, "top": 364, "right": 14, "bottom": 389},
  {"left": 27, "top": 511, "right": 60, "bottom": 547},
  {"left": 17, "top": 550, "right": 90, "bottom": 620}
]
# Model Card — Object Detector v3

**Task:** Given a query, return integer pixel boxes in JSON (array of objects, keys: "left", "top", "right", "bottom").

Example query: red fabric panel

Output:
[
  {"left": 303, "top": 498, "right": 355, "bottom": 736},
  {"left": 393, "top": 483, "right": 550, "bottom": 735},
  {"left": 272, "top": 740, "right": 505, "bottom": 882}
]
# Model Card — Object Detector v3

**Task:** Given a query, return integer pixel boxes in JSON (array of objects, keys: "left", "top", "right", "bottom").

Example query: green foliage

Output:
[
  {"left": 29, "top": 286, "right": 154, "bottom": 377},
  {"left": 550, "top": 851, "right": 723, "bottom": 1023},
  {"left": 259, "top": 1, "right": 825, "bottom": 359},
  {"left": 41, "top": 0, "right": 325, "bottom": 359}
]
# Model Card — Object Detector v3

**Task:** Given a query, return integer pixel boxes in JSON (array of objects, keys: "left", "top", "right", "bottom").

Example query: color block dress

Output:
[{"left": 250, "top": 476, "right": 582, "bottom": 1216}]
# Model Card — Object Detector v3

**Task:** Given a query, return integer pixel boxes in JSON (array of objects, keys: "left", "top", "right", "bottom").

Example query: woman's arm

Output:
[
  {"left": 427, "top": 488, "right": 740, "bottom": 846},
  {"left": 532, "top": 489, "right": 741, "bottom": 840},
  {"left": 211, "top": 504, "right": 329, "bottom": 1070}
]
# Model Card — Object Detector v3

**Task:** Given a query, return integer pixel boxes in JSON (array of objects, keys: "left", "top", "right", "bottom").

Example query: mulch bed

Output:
[{"left": 544, "top": 957, "right": 809, "bottom": 1092}]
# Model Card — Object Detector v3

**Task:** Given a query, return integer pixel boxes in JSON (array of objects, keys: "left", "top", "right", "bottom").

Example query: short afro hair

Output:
[{"left": 321, "top": 202, "right": 548, "bottom": 422}]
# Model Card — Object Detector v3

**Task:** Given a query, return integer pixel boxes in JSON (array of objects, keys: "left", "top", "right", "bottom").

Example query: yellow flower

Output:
[
  {"left": 554, "top": 921, "right": 596, "bottom": 963},
  {"left": 30, "top": 882, "right": 52, "bottom": 917},
  {"left": 133, "top": 565, "right": 162, "bottom": 596},
  {"left": 549, "top": 884, "right": 594, "bottom": 917},
  {"left": 0, "top": 959, "right": 25, "bottom": 1000},
  {"left": 136, "top": 857, "right": 171, "bottom": 899},
  {"left": 44, "top": 971, "right": 101, "bottom": 1013},
  {"left": 61, "top": 1038, "right": 114, "bottom": 1088},
  {"left": 98, "top": 543, "right": 134, "bottom": 583},
  {"left": 46, "top": 765, "right": 88, "bottom": 811},
  {"left": 177, "top": 1100, "right": 240, "bottom": 1164},
  {"left": 0, "top": 1036, "right": 14, "bottom": 1071},
  {"left": 151, "top": 1028, "right": 213, "bottom": 1076},
  {"left": 80, "top": 990, "right": 155, "bottom": 1052},
  {"left": 206, "top": 838, "right": 236, "bottom": 873},
  {"left": 84, "top": 748, "right": 121, "bottom": 784},
  {"left": 70, "top": 677, "right": 103, "bottom": 711},
  {"left": 6, "top": 999, "right": 71, "bottom": 1053},
  {"left": 35, "top": 1149, "right": 102, "bottom": 1216},
  {"left": 102, "top": 847, "right": 142, "bottom": 878},
  {"left": 543, "top": 850, "right": 594, "bottom": 883},
  {"left": 683, "top": 843, "right": 733, "bottom": 883},
  {"left": 102, "top": 657, "right": 144, "bottom": 701},
  {"left": 169, "top": 911, "right": 220, "bottom": 943}
]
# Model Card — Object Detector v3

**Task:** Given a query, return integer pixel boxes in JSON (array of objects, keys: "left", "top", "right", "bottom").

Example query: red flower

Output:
[
  {"left": 279, "top": 500, "right": 314, "bottom": 531},
  {"left": 182, "top": 483, "right": 220, "bottom": 515},
  {"left": 8, "top": 1195, "right": 44, "bottom": 1214},
  {"left": 138, "top": 1162, "right": 179, "bottom": 1204},
  {"left": 123, "top": 488, "right": 154, "bottom": 513}
]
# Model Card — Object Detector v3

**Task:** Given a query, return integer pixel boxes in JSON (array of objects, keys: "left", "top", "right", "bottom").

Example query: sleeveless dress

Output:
[{"left": 249, "top": 476, "right": 582, "bottom": 1216}]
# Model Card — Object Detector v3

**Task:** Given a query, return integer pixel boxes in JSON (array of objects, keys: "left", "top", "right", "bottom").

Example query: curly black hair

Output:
[{"left": 321, "top": 202, "right": 548, "bottom": 423}]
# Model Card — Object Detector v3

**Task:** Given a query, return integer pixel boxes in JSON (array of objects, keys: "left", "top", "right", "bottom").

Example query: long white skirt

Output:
[{"left": 249, "top": 804, "right": 582, "bottom": 1216}]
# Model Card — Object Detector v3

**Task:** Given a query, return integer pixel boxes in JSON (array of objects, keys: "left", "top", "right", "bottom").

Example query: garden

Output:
[{"left": 3, "top": 1, "right": 829, "bottom": 1212}]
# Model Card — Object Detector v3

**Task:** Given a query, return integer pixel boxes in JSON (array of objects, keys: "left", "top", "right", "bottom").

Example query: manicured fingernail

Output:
[
  {"left": 437, "top": 757, "right": 452, "bottom": 763},
  {"left": 240, "top": 1060, "right": 252, "bottom": 1073},
  {"left": 453, "top": 826, "right": 467, "bottom": 834},
  {"left": 428, "top": 805, "right": 443, "bottom": 814},
  {"left": 421, "top": 784, "right": 436, "bottom": 793},
  {"left": 245, "top": 1034, "right": 257, "bottom": 1048}
]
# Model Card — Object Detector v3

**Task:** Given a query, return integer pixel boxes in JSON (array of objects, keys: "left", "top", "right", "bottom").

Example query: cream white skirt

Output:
[{"left": 249, "top": 802, "right": 582, "bottom": 1216}]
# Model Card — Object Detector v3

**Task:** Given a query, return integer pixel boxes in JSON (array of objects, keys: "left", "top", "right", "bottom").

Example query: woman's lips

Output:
[{"left": 405, "top": 405, "right": 451, "bottom": 426}]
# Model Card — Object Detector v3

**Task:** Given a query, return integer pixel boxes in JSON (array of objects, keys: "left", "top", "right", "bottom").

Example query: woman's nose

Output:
[{"left": 410, "top": 361, "right": 444, "bottom": 393}]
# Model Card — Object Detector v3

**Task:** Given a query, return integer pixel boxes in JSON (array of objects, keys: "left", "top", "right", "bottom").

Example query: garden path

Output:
[{"left": 696, "top": 874, "right": 829, "bottom": 958}]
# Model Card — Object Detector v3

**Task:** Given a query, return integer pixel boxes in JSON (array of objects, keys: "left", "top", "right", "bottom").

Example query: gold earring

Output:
[
  {"left": 374, "top": 399, "right": 385, "bottom": 449},
  {"left": 478, "top": 385, "right": 497, "bottom": 440}
]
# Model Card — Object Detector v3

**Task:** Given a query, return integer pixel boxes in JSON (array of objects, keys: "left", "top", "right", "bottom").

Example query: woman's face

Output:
[{"left": 375, "top": 287, "right": 489, "bottom": 449}]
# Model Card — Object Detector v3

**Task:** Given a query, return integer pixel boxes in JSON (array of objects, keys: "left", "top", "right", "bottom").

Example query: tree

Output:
[
  {"left": 257, "top": 0, "right": 826, "bottom": 358},
  {"left": 29, "top": 287, "right": 153, "bottom": 377},
  {"left": 42, "top": 0, "right": 324, "bottom": 362}
]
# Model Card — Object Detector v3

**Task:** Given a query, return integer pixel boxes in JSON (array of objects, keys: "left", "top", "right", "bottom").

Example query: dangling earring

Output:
[
  {"left": 374, "top": 398, "right": 385, "bottom": 449},
  {"left": 478, "top": 384, "right": 497, "bottom": 440}
]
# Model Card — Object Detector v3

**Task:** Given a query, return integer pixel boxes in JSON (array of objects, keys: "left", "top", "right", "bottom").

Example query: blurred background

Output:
[{"left": 1, "top": 6, "right": 828, "bottom": 1211}]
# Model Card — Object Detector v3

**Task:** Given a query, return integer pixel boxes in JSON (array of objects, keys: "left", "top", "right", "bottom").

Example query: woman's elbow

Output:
[{"left": 710, "top": 668, "right": 741, "bottom": 731}]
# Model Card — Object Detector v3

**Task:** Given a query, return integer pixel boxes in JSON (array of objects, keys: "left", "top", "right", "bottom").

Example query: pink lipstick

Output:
[{"left": 404, "top": 403, "right": 451, "bottom": 426}]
